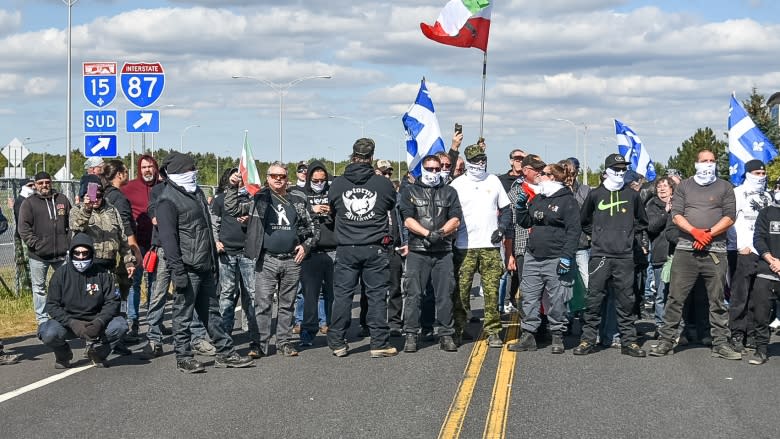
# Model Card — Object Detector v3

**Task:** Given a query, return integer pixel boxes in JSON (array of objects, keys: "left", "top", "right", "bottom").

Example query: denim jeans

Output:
[
  {"left": 172, "top": 270, "right": 234, "bottom": 359},
  {"left": 38, "top": 315, "right": 128, "bottom": 360},
  {"left": 652, "top": 266, "right": 667, "bottom": 327},
  {"left": 146, "top": 247, "right": 209, "bottom": 345},
  {"left": 294, "top": 292, "right": 327, "bottom": 327},
  {"left": 218, "top": 252, "right": 259, "bottom": 341},
  {"left": 254, "top": 253, "right": 301, "bottom": 353},
  {"left": 128, "top": 246, "right": 155, "bottom": 322},
  {"left": 29, "top": 258, "right": 65, "bottom": 325},
  {"left": 299, "top": 251, "right": 334, "bottom": 335}
]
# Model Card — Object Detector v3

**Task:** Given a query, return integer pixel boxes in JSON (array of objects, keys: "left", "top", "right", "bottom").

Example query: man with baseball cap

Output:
[
  {"left": 376, "top": 159, "right": 394, "bottom": 178},
  {"left": 574, "top": 153, "right": 648, "bottom": 357}
]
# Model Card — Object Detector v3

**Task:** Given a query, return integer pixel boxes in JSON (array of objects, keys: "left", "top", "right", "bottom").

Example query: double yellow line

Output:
[{"left": 438, "top": 313, "right": 521, "bottom": 439}]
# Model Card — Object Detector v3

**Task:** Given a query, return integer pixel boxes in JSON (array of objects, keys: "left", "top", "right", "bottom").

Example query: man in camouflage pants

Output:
[{"left": 450, "top": 145, "right": 513, "bottom": 347}]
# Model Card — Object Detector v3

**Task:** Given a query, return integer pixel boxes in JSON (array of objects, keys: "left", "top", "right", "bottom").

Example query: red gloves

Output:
[{"left": 690, "top": 228, "right": 712, "bottom": 249}]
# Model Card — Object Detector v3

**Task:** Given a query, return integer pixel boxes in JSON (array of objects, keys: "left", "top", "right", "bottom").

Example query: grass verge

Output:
[{"left": 0, "top": 293, "right": 36, "bottom": 338}]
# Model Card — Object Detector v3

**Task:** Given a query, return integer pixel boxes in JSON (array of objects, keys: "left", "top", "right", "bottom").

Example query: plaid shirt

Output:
[{"left": 507, "top": 178, "right": 530, "bottom": 256}]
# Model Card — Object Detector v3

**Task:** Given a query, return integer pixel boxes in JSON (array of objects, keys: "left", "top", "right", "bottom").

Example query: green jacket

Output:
[{"left": 70, "top": 202, "right": 135, "bottom": 270}]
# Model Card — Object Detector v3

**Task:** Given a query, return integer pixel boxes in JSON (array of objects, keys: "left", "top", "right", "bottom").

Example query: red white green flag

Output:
[
  {"left": 239, "top": 132, "right": 262, "bottom": 196},
  {"left": 420, "top": 0, "right": 492, "bottom": 52}
]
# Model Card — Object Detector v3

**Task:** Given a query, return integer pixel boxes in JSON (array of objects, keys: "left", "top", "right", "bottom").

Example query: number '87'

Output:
[{"left": 125, "top": 76, "right": 158, "bottom": 98}]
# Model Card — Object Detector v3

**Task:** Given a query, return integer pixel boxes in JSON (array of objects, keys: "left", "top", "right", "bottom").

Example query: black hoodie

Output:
[
  {"left": 328, "top": 162, "right": 396, "bottom": 245},
  {"left": 299, "top": 160, "right": 337, "bottom": 250},
  {"left": 18, "top": 190, "right": 71, "bottom": 261},
  {"left": 45, "top": 233, "right": 119, "bottom": 327},
  {"left": 517, "top": 186, "right": 581, "bottom": 260}
]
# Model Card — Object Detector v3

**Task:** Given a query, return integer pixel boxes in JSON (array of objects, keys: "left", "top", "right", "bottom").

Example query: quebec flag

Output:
[
  {"left": 402, "top": 78, "right": 446, "bottom": 177},
  {"left": 728, "top": 95, "right": 777, "bottom": 185},
  {"left": 615, "top": 119, "right": 656, "bottom": 181}
]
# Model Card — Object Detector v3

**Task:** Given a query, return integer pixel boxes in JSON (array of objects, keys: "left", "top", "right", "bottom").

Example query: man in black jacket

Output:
[
  {"left": 157, "top": 152, "right": 253, "bottom": 373},
  {"left": 38, "top": 233, "right": 127, "bottom": 368},
  {"left": 327, "top": 138, "right": 398, "bottom": 358},
  {"left": 749, "top": 199, "right": 780, "bottom": 364},
  {"left": 18, "top": 171, "right": 71, "bottom": 326},
  {"left": 399, "top": 155, "right": 462, "bottom": 352},
  {"left": 574, "top": 153, "right": 648, "bottom": 357}
]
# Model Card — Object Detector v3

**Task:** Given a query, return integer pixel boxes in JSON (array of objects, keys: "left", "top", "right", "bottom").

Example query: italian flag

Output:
[
  {"left": 420, "top": 0, "right": 492, "bottom": 52},
  {"left": 239, "top": 132, "right": 262, "bottom": 196}
]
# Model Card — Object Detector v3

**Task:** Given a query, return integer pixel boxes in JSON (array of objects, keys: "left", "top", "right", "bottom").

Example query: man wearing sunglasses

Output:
[
  {"left": 498, "top": 149, "right": 527, "bottom": 193},
  {"left": 19, "top": 172, "right": 72, "bottom": 326}
]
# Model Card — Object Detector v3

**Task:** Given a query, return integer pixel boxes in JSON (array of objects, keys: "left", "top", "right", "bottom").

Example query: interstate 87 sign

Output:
[
  {"left": 83, "top": 62, "right": 117, "bottom": 108},
  {"left": 120, "top": 62, "right": 165, "bottom": 108}
]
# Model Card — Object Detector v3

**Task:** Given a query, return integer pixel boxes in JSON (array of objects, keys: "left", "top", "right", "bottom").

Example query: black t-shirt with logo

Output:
[{"left": 262, "top": 194, "right": 299, "bottom": 254}]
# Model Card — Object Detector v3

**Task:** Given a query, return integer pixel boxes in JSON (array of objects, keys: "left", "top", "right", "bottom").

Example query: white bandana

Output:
[
  {"left": 72, "top": 259, "right": 92, "bottom": 273},
  {"left": 439, "top": 170, "right": 451, "bottom": 181},
  {"left": 693, "top": 162, "right": 717, "bottom": 186},
  {"left": 311, "top": 182, "right": 326, "bottom": 193},
  {"left": 420, "top": 168, "right": 441, "bottom": 187},
  {"left": 603, "top": 168, "right": 625, "bottom": 191},
  {"left": 539, "top": 180, "right": 564, "bottom": 197},
  {"left": 20, "top": 186, "right": 35, "bottom": 198},
  {"left": 743, "top": 173, "right": 767, "bottom": 194},
  {"left": 465, "top": 162, "right": 488, "bottom": 181},
  {"left": 168, "top": 170, "right": 199, "bottom": 193}
]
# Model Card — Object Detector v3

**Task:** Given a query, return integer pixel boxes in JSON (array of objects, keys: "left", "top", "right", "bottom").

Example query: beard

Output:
[{"left": 142, "top": 174, "right": 154, "bottom": 183}]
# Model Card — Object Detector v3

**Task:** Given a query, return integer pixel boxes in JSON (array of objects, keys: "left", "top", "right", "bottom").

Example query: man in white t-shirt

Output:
[{"left": 450, "top": 144, "right": 512, "bottom": 347}]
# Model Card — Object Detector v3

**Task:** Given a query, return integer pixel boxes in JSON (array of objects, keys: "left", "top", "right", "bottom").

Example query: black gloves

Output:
[
  {"left": 490, "top": 229, "right": 505, "bottom": 244},
  {"left": 69, "top": 319, "right": 89, "bottom": 338},
  {"left": 84, "top": 319, "right": 105, "bottom": 339},
  {"left": 426, "top": 229, "right": 443, "bottom": 245},
  {"left": 515, "top": 190, "right": 528, "bottom": 209}
]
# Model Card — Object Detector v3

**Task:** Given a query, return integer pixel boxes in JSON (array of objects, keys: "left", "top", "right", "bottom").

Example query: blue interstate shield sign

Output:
[
  {"left": 120, "top": 62, "right": 165, "bottom": 108},
  {"left": 83, "top": 62, "right": 117, "bottom": 108}
]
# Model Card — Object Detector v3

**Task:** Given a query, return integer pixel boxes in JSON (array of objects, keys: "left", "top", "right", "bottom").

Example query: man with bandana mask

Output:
[
  {"left": 574, "top": 153, "right": 648, "bottom": 357},
  {"left": 399, "top": 154, "right": 462, "bottom": 352},
  {"left": 38, "top": 233, "right": 128, "bottom": 368},
  {"left": 157, "top": 152, "right": 254, "bottom": 372},
  {"left": 651, "top": 150, "right": 740, "bottom": 359},
  {"left": 726, "top": 159, "right": 771, "bottom": 352},
  {"left": 450, "top": 144, "right": 512, "bottom": 347}
]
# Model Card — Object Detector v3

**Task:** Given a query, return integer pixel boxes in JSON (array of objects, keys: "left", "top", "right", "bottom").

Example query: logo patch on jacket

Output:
[
  {"left": 770, "top": 221, "right": 780, "bottom": 234},
  {"left": 343, "top": 188, "right": 377, "bottom": 221},
  {"left": 57, "top": 203, "right": 66, "bottom": 216},
  {"left": 86, "top": 283, "right": 99, "bottom": 295}
]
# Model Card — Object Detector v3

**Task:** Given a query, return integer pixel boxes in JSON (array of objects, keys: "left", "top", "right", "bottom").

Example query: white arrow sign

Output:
[
  {"left": 132, "top": 112, "right": 153, "bottom": 130},
  {"left": 90, "top": 137, "right": 112, "bottom": 154}
]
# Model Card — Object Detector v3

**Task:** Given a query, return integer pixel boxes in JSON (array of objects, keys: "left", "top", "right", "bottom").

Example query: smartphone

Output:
[
  {"left": 87, "top": 182, "right": 98, "bottom": 201},
  {"left": 454, "top": 123, "right": 462, "bottom": 135}
]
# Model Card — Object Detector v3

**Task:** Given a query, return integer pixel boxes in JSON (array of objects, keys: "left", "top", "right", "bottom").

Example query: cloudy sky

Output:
[{"left": 1, "top": 0, "right": 779, "bottom": 174}]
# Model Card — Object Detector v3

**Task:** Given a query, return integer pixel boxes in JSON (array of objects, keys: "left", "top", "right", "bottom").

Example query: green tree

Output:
[
  {"left": 741, "top": 87, "right": 780, "bottom": 182},
  {"left": 666, "top": 127, "right": 728, "bottom": 179}
]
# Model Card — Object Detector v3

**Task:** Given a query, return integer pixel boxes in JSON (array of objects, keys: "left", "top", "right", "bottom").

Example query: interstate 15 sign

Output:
[
  {"left": 120, "top": 62, "right": 165, "bottom": 108},
  {"left": 83, "top": 62, "right": 117, "bottom": 108}
]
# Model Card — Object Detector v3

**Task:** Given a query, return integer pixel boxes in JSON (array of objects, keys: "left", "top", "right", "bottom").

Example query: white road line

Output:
[{"left": 0, "top": 364, "right": 93, "bottom": 404}]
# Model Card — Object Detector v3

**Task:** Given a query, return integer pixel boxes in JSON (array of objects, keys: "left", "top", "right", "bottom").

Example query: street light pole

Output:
[
  {"left": 232, "top": 74, "right": 332, "bottom": 162},
  {"left": 180, "top": 124, "right": 200, "bottom": 152},
  {"left": 581, "top": 123, "right": 589, "bottom": 185},
  {"left": 554, "top": 118, "right": 579, "bottom": 163},
  {"left": 64, "top": 0, "right": 78, "bottom": 192},
  {"left": 327, "top": 147, "right": 337, "bottom": 175}
]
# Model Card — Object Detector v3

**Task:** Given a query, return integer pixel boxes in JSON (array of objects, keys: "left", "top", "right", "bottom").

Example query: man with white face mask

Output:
[
  {"left": 651, "top": 150, "right": 739, "bottom": 359},
  {"left": 574, "top": 153, "right": 648, "bottom": 357},
  {"left": 725, "top": 159, "right": 771, "bottom": 352},
  {"left": 450, "top": 145, "right": 512, "bottom": 348}
]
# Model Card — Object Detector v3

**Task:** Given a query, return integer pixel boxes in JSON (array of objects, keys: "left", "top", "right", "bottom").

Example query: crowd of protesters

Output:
[{"left": 2, "top": 133, "right": 780, "bottom": 369}]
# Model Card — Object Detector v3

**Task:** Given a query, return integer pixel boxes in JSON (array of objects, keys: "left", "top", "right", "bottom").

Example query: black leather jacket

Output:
[{"left": 398, "top": 179, "right": 462, "bottom": 253}]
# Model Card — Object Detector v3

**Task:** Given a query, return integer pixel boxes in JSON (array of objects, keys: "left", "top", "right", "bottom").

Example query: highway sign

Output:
[
  {"left": 85, "top": 135, "right": 117, "bottom": 157},
  {"left": 83, "top": 62, "right": 117, "bottom": 108},
  {"left": 126, "top": 110, "right": 160, "bottom": 133},
  {"left": 120, "top": 62, "right": 165, "bottom": 108},
  {"left": 84, "top": 110, "right": 118, "bottom": 133},
  {"left": 1, "top": 137, "right": 30, "bottom": 167}
]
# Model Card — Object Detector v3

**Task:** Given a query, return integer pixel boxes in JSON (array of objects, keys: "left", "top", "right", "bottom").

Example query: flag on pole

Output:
[
  {"left": 615, "top": 119, "right": 656, "bottom": 181},
  {"left": 402, "top": 79, "right": 446, "bottom": 177},
  {"left": 420, "top": 0, "right": 492, "bottom": 52},
  {"left": 239, "top": 132, "right": 262, "bottom": 196},
  {"left": 728, "top": 95, "right": 777, "bottom": 185}
]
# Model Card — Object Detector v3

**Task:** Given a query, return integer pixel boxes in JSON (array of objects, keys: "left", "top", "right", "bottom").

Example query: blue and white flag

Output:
[
  {"left": 728, "top": 95, "right": 777, "bottom": 185},
  {"left": 402, "top": 79, "right": 446, "bottom": 177},
  {"left": 615, "top": 119, "right": 656, "bottom": 181}
]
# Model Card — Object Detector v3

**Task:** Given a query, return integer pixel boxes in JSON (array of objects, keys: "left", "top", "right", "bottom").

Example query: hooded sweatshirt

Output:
[
  {"left": 45, "top": 233, "right": 119, "bottom": 327},
  {"left": 328, "top": 162, "right": 396, "bottom": 245},
  {"left": 121, "top": 154, "right": 160, "bottom": 249},
  {"left": 18, "top": 190, "right": 71, "bottom": 261},
  {"left": 301, "top": 160, "right": 337, "bottom": 250}
]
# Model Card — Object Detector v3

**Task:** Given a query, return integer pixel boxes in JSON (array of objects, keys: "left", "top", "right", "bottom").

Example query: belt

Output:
[{"left": 265, "top": 251, "right": 295, "bottom": 260}]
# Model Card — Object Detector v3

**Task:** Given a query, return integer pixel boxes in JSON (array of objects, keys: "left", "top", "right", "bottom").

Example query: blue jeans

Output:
[
  {"left": 652, "top": 266, "right": 667, "bottom": 327},
  {"left": 38, "top": 316, "right": 128, "bottom": 360},
  {"left": 29, "top": 258, "right": 65, "bottom": 325},
  {"left": 295, "top": 293, "right": 327, "bottom": 326},
  {"left": 218, "top": 253, "right": 259, "bottom": 341},
  {"left": 146, "top": 247, "right": 209, "bottom": 345},
  {"left": 128, "top": 246, "right": 155, "bottom": 322}
]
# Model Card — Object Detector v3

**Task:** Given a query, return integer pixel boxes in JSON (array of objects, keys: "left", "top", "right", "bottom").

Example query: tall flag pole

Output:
[
  {"left": 402, "top": 78, "right": 446, "bottom": 177},
  {"left": 728, "top": 94, "right": 778, "bottom": 185},
  {"left": 239, "top": 130, "right": 263, "bottom": 195},
  {"left": 615, "top": 119, "right": 656, "bottom": 181},
  {"left": 421, "top": 0, "right": 492, "bottom": 139}
]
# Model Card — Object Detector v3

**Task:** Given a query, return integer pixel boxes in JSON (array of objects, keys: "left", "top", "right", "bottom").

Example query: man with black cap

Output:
[
  {"left": 650, "top": 150, "right": 739, "bottom": 359},
  {"left": 19, "top": 171, "right": 71, "bottom": 326},
  {"left": 574, "top": 153, "right": 648, "bottom": 357},
  {"left": 326, "top": 138, "right": 398, "bottom": 357},
  {"left": 38, "top": 233, "right": 127, "bottom": 368},
  {"left": 156, "top": 152, "right": 254, "bottom": 372},
  {"left": 295, "top": 161, "right": 308, "bottom": 188},
  {"left": 451, "top": 144, "right": 512, "bottom": 348},
  {"left": 726, "top": 159, "right": 772, "bottom": 352}
]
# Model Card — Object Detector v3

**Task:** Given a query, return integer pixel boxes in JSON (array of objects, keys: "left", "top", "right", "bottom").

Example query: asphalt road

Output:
[{"left": 1, "top": 296, "right": 779, "bottom": 439}]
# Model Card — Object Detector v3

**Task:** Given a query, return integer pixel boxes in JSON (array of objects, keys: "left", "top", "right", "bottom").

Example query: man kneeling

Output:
[{"left": 38, "top": 233, "right": 127, "bottom": 368}]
